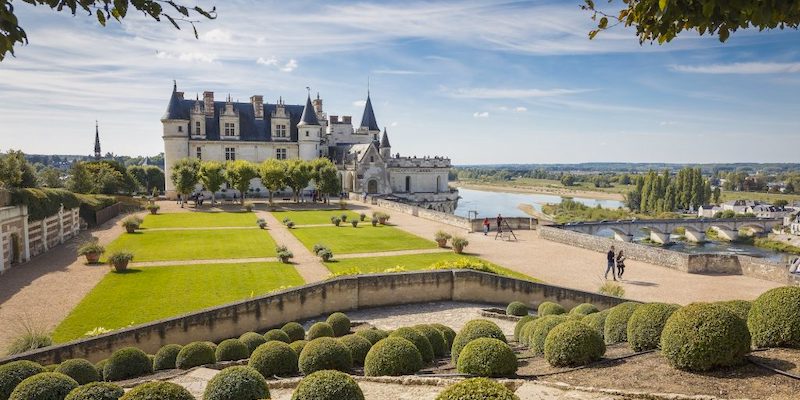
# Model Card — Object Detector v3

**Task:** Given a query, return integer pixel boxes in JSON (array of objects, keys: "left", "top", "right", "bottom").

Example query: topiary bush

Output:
[
  {"left": 506, "top": 301, "right": 529, "bottom": 317},
  {"left": 239, "top": 332, "right": 267, "bottom": 355},
  {"left": 661, "top": 303, "right": 751, "bottom": 372},
  {"left": 430, "top": 324, "right": 457, "bottom": 348},
  {"left": 528, "top": 315, "right": 568, "bottom": 355},
  {"left": 456, "top": 338, "right": 518, "bottom": 377},
  {"left": 93, "top": 360, "right": 106, "bottom": 380},
  {"left": 290, "top": 370, "right": 364, "bottom": 400},
  {"left": 55, "top": 359, "right": 100, "bottom": 385},
  {"left": 8, "top": 372, "right": 77, "bottom": 400},
  {"left": 282, "top": 322, "right": 306, "bottom": 342},
  {"left": 214, "top": 339, "right": 249, "bottom": 362},
  {"left": 569, "top": 303, "right": 599, "bottom": 316},
  {"left": 435, "top": 378, "right": 519, "bottom": 400},
  {"left": 307, "top": 322, "right": 335, "bottom": 340},
  {"left": 0, "top": 360, "right": 46, "bottom": 400},
  {"left": 326, "top": 312, "right": 351, "bottom": 337},
  {"left": 290, "top": 340, "right": 308, "bottom": 356},
  {"left": 451, "top": 320, "right": 506, "bottom": 364},
  {"left": 748, "top": 286, "right": 800, "bottom": 349},
  {"left": 355, "top": 329, "right": 389, "bottom": 345},
  {"left": 390, "top": 327, "right": 434, "bottom": 363},
  {"left": 103, "top": 347, "right": 153, "bottom": 382},
  {"left": 544, "top": 321, "right": 605, "bottom": 367},
  {"left": 627, "top": 303, "right": 680, "bottom": 352},
  {"left": 537, "top": 301, "right": 566, "bottom": 316},
  {"left": 118, "top": 382, "right": 193, "bottom": 400},
  {"left": 65, "top": 382, "right": 124, "bottom": 400},
  {"left": 414, "top": 325, "right": 448, "bottom": 357},
  {"left": 582, "top": 309, "right": 610, "bottom": 340},
  {"left": 202, "top": 366, "right": 269, "bottom": 400},
  {"left": 364, "top": 337, "right": 423, "bottom": 376},
  {"left": 514, "top": 316, "right": 536, "bottom": 342},
  {"left": 264, "top": 329, "right": 291, "bottom": 343},
  {"left": 298, "top": 337, "right": 353, "bottom": 375},
  {"left": 175, "top": 342, "right": 216, "bottom": 370},
  {"left": 717, "top": 300, "right": 751, "bottom": 322},
  {"left": 248, "top": 340, "right": 298, "bottom": 378},
  {"left": 603, "top": 302, "right": 641, "bottom": 344},
  {"left": 153, "top": 344, "right": 182, "bottom": 371},
  {"left": 338, "top": 334, "right": 373, "bottom": 366},
  {"left": 518, "top": 319, "right": 539, "bottom": 346}
]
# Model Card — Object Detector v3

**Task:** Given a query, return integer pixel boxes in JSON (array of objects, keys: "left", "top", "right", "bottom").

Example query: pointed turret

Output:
[
  {"left": 379, "top": 127, "right": 391, "bottom": 159},
  {"left": 162, "top": 80, "right": 186, "bottom": 120},
  {"left": 298, "top": 94, "right": 320, "bottom": 126},
  {"left": 360, "top": 93, "right": 379, "bottom": 132},
  {"left": 93, "top": 121, "right": 101, "bottom": 160}
]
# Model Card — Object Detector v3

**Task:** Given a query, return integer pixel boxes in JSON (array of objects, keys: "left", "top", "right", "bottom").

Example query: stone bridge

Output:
[{"left": 557, "top": 217, "right": 783, "bottom": 244}]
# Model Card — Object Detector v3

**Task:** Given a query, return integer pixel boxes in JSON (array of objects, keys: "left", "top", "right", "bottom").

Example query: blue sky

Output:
[{"left": 1, "top": 0, "right": 799, "bottom": 164}]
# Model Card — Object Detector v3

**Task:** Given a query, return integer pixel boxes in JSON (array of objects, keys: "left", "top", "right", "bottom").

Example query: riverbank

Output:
[{"left": 455, "top": 181, "right": 626, "bottom": 201}]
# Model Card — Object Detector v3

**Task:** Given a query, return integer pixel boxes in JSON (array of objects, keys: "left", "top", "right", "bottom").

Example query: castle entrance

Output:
[{"left": 367, "top": 179, "right": 378, "bottom": 194}]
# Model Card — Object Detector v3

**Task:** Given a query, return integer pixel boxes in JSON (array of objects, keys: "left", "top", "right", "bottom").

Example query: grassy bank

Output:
[{"left": 754, "top": 238, "right": 800, "bottom": 255}]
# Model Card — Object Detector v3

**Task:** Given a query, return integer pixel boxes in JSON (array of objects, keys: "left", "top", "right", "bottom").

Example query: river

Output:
[{"left": 453, "top": 187, "right": 624, "bottom": 218}]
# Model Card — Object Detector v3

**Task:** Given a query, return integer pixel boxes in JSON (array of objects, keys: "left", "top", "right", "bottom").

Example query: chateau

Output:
[{"left": 162, "top": 83, "right": 459, "bottom": 212}]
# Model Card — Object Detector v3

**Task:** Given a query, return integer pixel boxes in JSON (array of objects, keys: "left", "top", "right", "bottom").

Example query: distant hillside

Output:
[{"left": 455, "top": 163, "right": 800, "bottom": 174}]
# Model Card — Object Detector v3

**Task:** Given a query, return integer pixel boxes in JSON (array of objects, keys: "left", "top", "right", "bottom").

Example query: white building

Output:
[{"left": 746, "top": 204, "right": 792, "bottom": 219}]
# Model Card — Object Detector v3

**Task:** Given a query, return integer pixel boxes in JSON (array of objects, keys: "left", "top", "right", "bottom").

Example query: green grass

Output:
[
  {"left": 105, "top": 229, "right": 277, "bottom": 262},
  {"left": 52, "top": 262, "right": 304, "bottom": 343},
  {"left": 289, "top": 225, "right": 436, "bottom": 254},
  {"left": 139, "top": 212, "right": 257, "bottom": 228},
  {"left": 270, "top": 210, "right": 364, "bottom": 225}
]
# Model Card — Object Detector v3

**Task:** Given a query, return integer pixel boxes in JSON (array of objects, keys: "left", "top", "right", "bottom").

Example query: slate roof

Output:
[
  {"left": 360, "top": 94, "right": 379, "bottom": 131},
  {"left": 380, "top": 128, "right": 391, "bottom": 148},
  {"left": 299, "top": 95, "right": 320, "bottom": 126}
]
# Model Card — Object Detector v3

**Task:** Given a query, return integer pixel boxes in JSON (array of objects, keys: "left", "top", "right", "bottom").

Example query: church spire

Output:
[
  {"left": 298, "top": 94, "right": 320, "bottom": 126},
  {"left": 360, "top": 92, "right": 379, "bottom": 131},
  {"left": 94, "top": 121, "right": 102, "bottom": 160}
]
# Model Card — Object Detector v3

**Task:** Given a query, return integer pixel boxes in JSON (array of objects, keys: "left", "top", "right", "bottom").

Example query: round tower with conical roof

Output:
[{"left": 297, "top": 94, "right": 320, "bottom": 160}]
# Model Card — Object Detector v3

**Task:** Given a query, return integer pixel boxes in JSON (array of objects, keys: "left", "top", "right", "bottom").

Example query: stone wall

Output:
[
  {"left": 740, "top": 255, "right": 794, "bottom": 284},
  {"left": 0, "top": 270, "right": 629, "bottom": 366},
  {"left": 685, "top": 254, "right": 742, "bottom": 274},
  {"left": 469, "top": 217, "right": 535, "bottom": 233}
]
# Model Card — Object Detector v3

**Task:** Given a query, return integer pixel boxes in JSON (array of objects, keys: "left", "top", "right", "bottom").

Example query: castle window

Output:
[
  {"left": 178, "top": 126, "right": 183, "bottom": 132},
  {"left": 276, "top": 148, "right": 287, "bottom": 160},
  {"left": 224, "top": 122, "right": 236, "bottom": 136},
  {"left": 370, "top": 156, "right": 374, "bottom": 163},
  {"left": 276, "top": 125, "right": 287, "bottom": 138},
  {"left": 306, "top": 131, "right": 309, "bottom": 137},
  {"left": 195, "top": 121, "right": 201, "bottom": 135},
  {"left": 196, "top": 146, "right": 202, "bottom": 160},
  {"left": 225, "top": 147, "right": 236, "bottom": 161}
]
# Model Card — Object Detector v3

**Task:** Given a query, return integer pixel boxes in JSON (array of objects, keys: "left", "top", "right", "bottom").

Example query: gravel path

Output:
[{"left": 257, "top": 210, "right": 331, "bottom": 283}]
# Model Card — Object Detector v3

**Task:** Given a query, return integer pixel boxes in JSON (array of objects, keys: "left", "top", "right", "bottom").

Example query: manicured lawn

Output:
[
  {"left": 271, "top": 210, "right": 364, "bottom": 225},
  {"left": 139, "top": 212, "right": 257, "bottom": 228},
  {"left": 289, "top": 225, "right": 436, "bottom": 254},
  {"left": 104, "top": 229, "right": 277, "bottom": 262},
  {"left": 52, "top": 262, "right": 304, "bottom": 342},
  {"left": 325, "top": 252, "right": 537, "bottom": 282}
]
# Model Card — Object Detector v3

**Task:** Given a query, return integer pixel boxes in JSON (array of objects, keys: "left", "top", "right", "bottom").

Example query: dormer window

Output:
[
  {"left": 224, "top": 122, "right": 236, "bottom": 136},
  {"left": 276, "top": 125, "right": 287, "bottom": 138},
  {"left": 195, "top": 121, "right": 201, "bottom": 135}
]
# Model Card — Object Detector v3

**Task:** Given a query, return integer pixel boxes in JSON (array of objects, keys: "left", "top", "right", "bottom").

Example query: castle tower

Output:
[
  {"left": 379, "top": 127, "right": 391, "bottom": 159},
  {"left": 297, "top": 93, "right": 320, "bottom": 160},
  {"left": 359, "top": 92, "right": 380, "bottom": 140},
  {"left": 162, "top": 81, "right": 189, "bottom": 198},
  {"left": 93, "top": 121, "right": 101, "bottom": 160}
]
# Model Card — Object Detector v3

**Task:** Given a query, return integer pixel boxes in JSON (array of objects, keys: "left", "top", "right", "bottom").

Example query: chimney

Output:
[
  {"left": 176, "top": 91, "right": 185, "bottom": 100},
  {"left": 312, "top": 94, "right": 323, "bottom": 113},
  {"left": 203, "top": 91, "right": 214, "bottom": 116},
  {"left": 342, "top": 115, "right": 352, "bottom": 125},
  {"left": 329, "top": 115, "right": 338, "bottom": 124},
  {"left": 251, "top": 95, "right": 264, "bottom": 119}
]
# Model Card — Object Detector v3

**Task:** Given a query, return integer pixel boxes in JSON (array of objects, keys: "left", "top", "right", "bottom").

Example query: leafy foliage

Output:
[
  {"left": 202, "top": 366, "right": 269, "bottom": 400},
  {"left": 569, "top": 303, "right": 599, "bottom": 316},
  {"left": 239, "top": 332, "right": 267, "bottom": 355},
  {"left": 626, "top": 303, "right": 680, "bottom": 352},
  {"left": 248, "top": 341, "right": 298, "bottom": 378},
  {"left": 598, "top": 282, "right": 626, "bottom": 298},
  {"left": 258, "top": 159, "right": 287, "bottom": 204},
  {"left": 290, "top": 370, "right": 364, "bottom": 400},
  {"left": 338, "top": 334, "right": 373, "bottom": 366},
  {"left": 364, "top": 337, "right": 423, "bottom": 376},
  {"left": 537, "top": 301, "right": 565, "bottom": 316},
  {"left": 214, "top": 339, "right": 249, "bottom": 362},
  {"left": 289, "top": 340, "right": 308, "bottom": 356},
  {"left": 748, "top": 286, "right": 800, "bottom": 348},
  {"left": 430, "top": 324, "right": 456, "bottom": 348},
  {"left": 506, "top": 301, "right": 529, "bottom": 317},
  {"left": 390, "top": 327, "right": 434, "bottom": 363},
  {"left": 298, "top": 337, "right": 353, "bottom": 375},
  {"left": 544, "top": 320, "right": 605, "bottom": 367},
  {"left": 281, "top": 322, "right": 306, "bottom": 342},
  {"left": 514, "top": 316, "right": 536, "bottom": 342},
  {"left": 326, "top": 312, "right": 351, "bottom": 337},
  {"left": 457, "top": 338, "right": 518, "bottom": 377},
  {"left": 307, "top": 322, "right": 335, "bottom": 340},
  {"left": 198, "top": 161, "right": 225, "bottom": 204},
  {"left": 435, "top": 378, "right": 519, "bottom": 400},
  {"left": 175, "top": 341, "right": 216, "bottom": 369},
  {"left": 118, "top": 381, "right": 193, "bottom": 400},
  {"left": 153, "top": 344, "right": 182, "bottom": 371},
  {"left": 355, "top": 328, "right": 389, "bottom": 345},
  {"left": 527, "top": 315, "right": 568, "bottom": 354},
  {"left": 264, "top": 329, "right": 291, "bottom": 343},
  {"left": 0, "top": 360, "right": 46, "bottom": 400},
  {"left": 8, "top": 372, "right": 78, "bottom": 400},
  {"left": 64, "top": 382, "right": 124, "bottom": 400},
  {"left": 103, "top": 347, "right": 152, "bottom": 381},
  {"left": 55, "top": 359, "right": 100, "bottom": 385},
  {"left": 414, "top": 324, "right": 448, "bottom": 357},
  {"left": 224, "top": 160, "right": 259, "bottom": 205},
  {"left": 604, "top": 302, "right": 641, "bottom": 344},
  {"left": 170, "top": 158, "right": 201, "bottom": 199},
  {"left": 451, "top": 319, "right": 506, "bottom": 364}
]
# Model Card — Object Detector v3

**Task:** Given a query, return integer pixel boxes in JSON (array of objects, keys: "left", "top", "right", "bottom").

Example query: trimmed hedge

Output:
[
  {"left": 528, "top": 315, "right": 568, "bottom": 355},
  {"left": 338, "top": 334, "right": 373, "bottom": 366},
  {"left": 414, "top": 325, "right": 448, "bottom": 357},
  {"left": 264, "top": 329, "right": 291, "bottom": 343},
  {"left": 569, "top": 303, "right": 599, "bottom": 316},
  {"left": 215, "top": 339, "right": 249, "bottom": 362},
  {"left": 307, "top": 322, "right": 335, "bottom": 340},
  {"left": 45, "top": 365, "right": 59, "bottom": 372},
  {"left": 456, "top": 338, "right": 518, "bottom": 377},
  {"left": 430, "top": 324, "right": 456, "bottom": 348},
  {"left": 390, "top": 327, "right": 434, "bottom": 363},
  {"left": 248, "top": 340, "right": 298, "bottom": 378},
  {"left": 355, "top": 329, "right": 389, "bottom": 345},
  {"left": 582, "top": 309, "right": 610, "bottom": 340},
  {"left": 451, "top": 320, "right": 506, "bottom": 364},
  {"left": 55, "top": 359, "right": 100, "bottom": 385},
  {"left": 717, "top": 300, "right": 751, "bottom": 322},
  {"left": 537, "top": 301, "right": 565, "bottom": 316},
  {"left": 0, "top": 360, "right": 46, "bottom": 400},
  {"left": 627, "top": 303, "right": 680, "bottom": 352},
  {"left": 326, "top": 312, "right": 352, "bottom": 337},
  {"left": 603, "top": 302, "right": 641, "bottom": 344},
  {"left": 10, "top": 188, "right": 81, "bottom": 221},
  {"left": 514, "top": 316, "right": 536, "bottom": 342},
  {"left": 290, "top": 340, "right": 308, "bottom": 356},
  {"left": 175, "top": 342, "right": 216, "bottom": 370},
  {"left": 298, "top": 337, "right": 353, "bottom": 375},
  {"left": 239, "top": 332, "right": 267, "bottom": 355},
  {"left": 435, "top": 378, "right": 519, "bottom": 400},
  {"left": 202, "top": 366, "right": 269, "bottom": 400},
  {"left": 364, "top": 337, "right": 423, "bottom": 376},
  {"left": 65, "top": 382, "right": 124, "bottom": 400},
  {"left": 118, "top": 382, "right": 193, "bottom": 400},
  {"left": 506, "top": 301, "right": 529, "bottom": 317},
  {"left": 544, "top": 321, "right": 605, "bottom": 367},
  {"left": 9, "top": 372, "right": 77, "bottom": 400},
  {"left": 518, "top": 319, "right": 539, "bottom": 346},
  {"left": 93, "top": 360, "right": 106, "bottom": 380},
  {"left": 103, "top": 347, "right": 152, "bottom": 382},
  {"left": 748, "top": 286, "right": 800, "bottom": 348},
  {"left": 282, "top": 322, "right": 306, "bottom": 342},
  {"left": 661, "top": 303, "right": 751, "bottom": 371},
  {"left": 153, "top": 344, "right": 182, "bottom": 371},
  {"left": 290, "top": 370, "right": 364, "bottom": 400}
]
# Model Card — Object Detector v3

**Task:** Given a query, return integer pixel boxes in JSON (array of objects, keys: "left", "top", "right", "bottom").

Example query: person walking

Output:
[
  {"left": 605, "top": 246, "right": 617, "bottom": 281},
  {"left": 496, "top": 214, "right": 503, "bottom": 233},
  {"left": 616, "top": 250, "right": 626, "bottom": 279},
  {"left": 483, "top": 218, "right": 490, "bottom": 235}
]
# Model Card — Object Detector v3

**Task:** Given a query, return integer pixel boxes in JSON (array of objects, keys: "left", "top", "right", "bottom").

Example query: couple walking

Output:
[{"left": 605, "top": 246, "right": 626, "bottom": 281}]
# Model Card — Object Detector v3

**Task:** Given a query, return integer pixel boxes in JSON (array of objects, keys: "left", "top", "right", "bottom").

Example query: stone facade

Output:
[{"left": 0, "top": 204, "right": 81, "bottom": 274}]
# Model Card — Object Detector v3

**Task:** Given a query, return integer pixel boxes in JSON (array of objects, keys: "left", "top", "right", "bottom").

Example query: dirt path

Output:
[{"left": 257, "top": 210, "right": 330, "bottom": 283}]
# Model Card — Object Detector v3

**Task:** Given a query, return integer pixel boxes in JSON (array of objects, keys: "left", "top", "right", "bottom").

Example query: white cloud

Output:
[
  {"left": 670, "top": 62, "right": 800, "bottom": 74},
  {"left": 353, "top": 100, "right": 367, "bottom": 107},
  {"left": 448, "top": 87, "right": 588, "bottom": 99},
  {"left": 390, "top": 121, "right": 399, "bottom": 127},
  {"left": 256, "top": 56, "right": 279, "bottom": 66},
  {"left": 281, "top": 59, "right": 298, "bottom": 72},
  {"left": 256, "top": 57, "right": 298, "bottom": 72},
  {"left": 473, "top": 111, "right": 489, "bottom": 118},
  {"left": 201, "top": 29, "right": 233, "bottom": 43},
  {"left": 514, "top": 106, "right": 527, "bottom": 112},
  {"left": 155, "top": 51, "right": 217, "bottom": 63}
]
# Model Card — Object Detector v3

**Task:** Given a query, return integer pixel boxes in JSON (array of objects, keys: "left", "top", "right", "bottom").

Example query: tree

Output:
[
  {"left": 1, "top": 1, "right": 216, "bottom": 62},
  {"left": 67, "top": 162, "right": 94, "bottom": 194},
  {"left": 37, "top": 166, "right": 62, "bottom": 188},
  {"left": 560, "top": 174, "right": 575, "bottom": 187},
  {"left": 85, "top": 163, "right": 126, "bottom": 194},
  {"left": 170, "top": 158, "right": 200, "bottom": 207},
  {"left": 199, "top": 161, "right": 225, "bottom": 205},
  {"left": 225, "top": 160, "right": 258, "bottom": 205},
  {"left": 144, "top": 166, "right": 165, "bottom": 193},
  {"left": 0, "top": 150, "right": 36, "bottom": 188},
  {"left": 259, "top": 159, "right": 287, "bottom": 206},
  {"left": 712, "top": 187, "right": 721, "bottom": 204},
  {"left": 316, "top": 165, "right": 341, "bottom": 204},
  {"left": 582, "top": 0, "right": 800, "bottom": 44},
  {"left": 284, "top": 159, "right": 312, "bottom": 202}
]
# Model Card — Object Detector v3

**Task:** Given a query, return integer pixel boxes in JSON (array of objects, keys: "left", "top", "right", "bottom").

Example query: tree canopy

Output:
[
  {"left": 198, "top": 161, "right": 225, "bottom": 204},
  {"left": 170, "top": 158, "right": 201, "bottom": 204},
  {"left": 224, "top": 159, "right": 259, "bottom": 204}
]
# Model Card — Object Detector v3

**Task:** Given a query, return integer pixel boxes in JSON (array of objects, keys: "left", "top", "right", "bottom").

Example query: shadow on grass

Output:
[{"left": 111, "top": 268, "right": 143, "bottom": 275}]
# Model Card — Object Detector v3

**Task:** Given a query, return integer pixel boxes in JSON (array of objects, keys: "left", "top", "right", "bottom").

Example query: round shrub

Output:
[
  {"left": 627, "top": 303, "right": 680, "bottom": 352},
  {"left": 582, "top": 309, "right": 610, "bottom": 340},
  {"left": 537, "top": 301, "right": 565, "bottom": 316},
  {"left": 93, "top": 360, "right": 106, "bottom": 380},
  {"left": 298, "top": 337, "right": 353, "bottom": 375},
  {"left": 390, "top": 327, "right": 434, "bottom": 363},
  {"left": 290, "top": 340, "right": 308, "bottom": 356},
  {"left": 543, "top": 321, "right": 605, "bottom": 367},
  {"left": 661, "top": 303, "right": 751, "bottom": 371},
  {"left": 153, "top": 344, "right": 182, "bottom": 371},
  {"left": 248, "top": 340, "right": 298, "bottom": 378},
  {"left": 55, "top": 359, "right": 100, "bottom": 385},
  {"left": 45, "top": 364, "right": 59, "bottom": 372},
  {"left": 202, "top": 366, "right": 269, "bottom": 400},
  {"left": 119, "top": 382, "right": 193, "bottom": 400},
  {"left": 506, "top": 301, "right": 528, "bottom": 317},
  {"left": 282, "top": 322, "right": 306, "bottom": 342},
  {"left": 364, "top": 337, "right": 423, "bottom": 376},
  {"left": 748, "top": 286, "right": 800, "bottom": 348},
  {"left": 175, "top": 342, "right": 216, "bottom": 370},
  {"left": 103, "top": 347, "right": 153, "bottom": 382},
  {"left": 435, "top": 378, "right": 518, "bottom": 400},
  {"left": 239, "top": 332, "right": 267, "bottom": 355},
  {"left": 264, "top": 329, "right": 291, "bottom": 343},
  {"left": 430, "top": 324, "right": 456, "bottom": 348},
  {"left": 414, "top": 325, "right": 448, "bottom": 357},
  {"left": 338, "top": 334, "right": 373, "bottom": 366},
  {"left": 528, "top": 315, "right": 568, "bottom": 355},
  {"left": 291, "top": 370, "right": 364, "bottom": 400},
  {"left": 215, "top": 339, "right": 249, "bottom": 362},
  {"left": 0, "top": 360, "right": 46, "bottom": 400},
  {"left": 307, "top": 322, "right": 335, "bottom": 340},
  {"left": 456, "top": 338, "right": 518, "bottom": 377},
  {"left": 717, "top": 300, "right": 751, "bottom": 322},
  {"left": 569, "top": 303, "right": 599, "bottom": 316},
  {"left": 326, "top": 313, "right": 351, "bottom": 337},
  {"left": 451, "top": 320, "right": 506, "bottom": 364},
  {"left": 9, "top": 372, "right": 78, "bottom": 400},
  {"left": 146, "top": 355, "right": 154, "bottom": 367},
  {"left": 603, "top": 302, "right": 641, "bottom": 344},
  {"left": 518, "top": 319, "right": 539, "bottom": 346},
  {"left": 514, "top": 316, "right": 535, "bottom": 342},
  {"left": 65, "top": 382, "right": 124, "bottom": 400},
  {"left": 355, "top": 329, "right": 388, "bottom": 345}
]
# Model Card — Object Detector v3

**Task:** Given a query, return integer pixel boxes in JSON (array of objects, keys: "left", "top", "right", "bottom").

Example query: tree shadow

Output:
[{"left": 622, "top": 280, "right": 659, "bottom": 287}]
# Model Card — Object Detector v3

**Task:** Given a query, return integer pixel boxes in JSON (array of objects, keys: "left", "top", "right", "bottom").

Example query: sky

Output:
[{"left": 1, "top": 0, "right": 799, "bottom": 165}]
